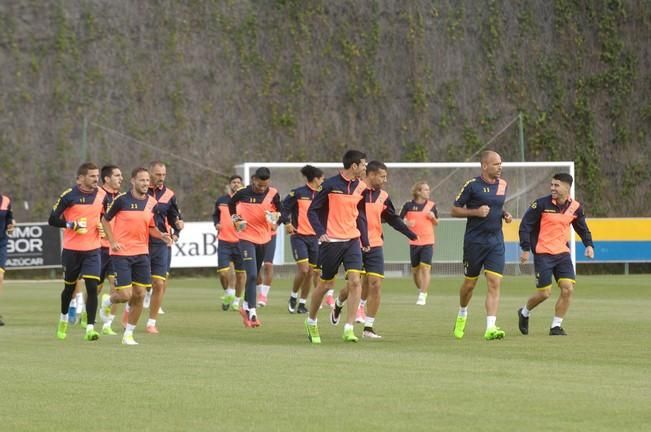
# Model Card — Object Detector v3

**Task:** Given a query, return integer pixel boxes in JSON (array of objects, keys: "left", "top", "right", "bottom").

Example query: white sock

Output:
[
  {"left": 86, "top": 324, "right": 94, "bottom": 332},
  {"left": 335, "top": 297, "right": 345, "bottom": 308},
  {"left": 307, "top": 317, "right": 317, "bottom": 325},
  {"left": 458, "top": 307, "right": 468, "bottom": 318},
  {"left": 76, "top": 293, "right": 85, "bottom": 311},
  {"left": 486, "top": 316, "right": 497, "bottom": 329},
  {"left": 243, "top": 301, "right": 249, "bottom": 311},
  {"left": 326, "top": 289, "right": 334, "bottom": 297},
  {"left": 298, "top": 298, "right": 306, "bottom": 304},
  {"left": 125, "top": 303, "right": 131, "bottom": 313},
  {"left": 147, "top": 319, "right": 156, "bottom": 327},
  {"left": 233, "top": 297, "right": 241, "bottom": 306},
  {"left": 343, "top": 323, "right": 354, "bottom": 332},
  {"left": 365, "top": 316, "right": 375, "bottom": 328},
  {"left": 60, "top": 313, "right": 68, "bottom": 322},
  {"left": 249, "top": 307, "right": 257, "bottom": 318},
  {"left": 290, "top": 292, "right": 298, "bottom": 299},
  {"left": 69, "top": 299, "right": 77, "bottom": 309},
  {"left": 521, "top": 306, "right": 530, "bottom": 317},
  {"left": 260, "top": 285, "right": 270, "bottom": 296},
  {"left": 225, "top": 288, "right": 235, "bottom": 296},
  {"left": 359, "top": 299, "right": 367, "bottom": 308},
  {"left": 256, "top": 284, "right": 263, "bottom": 294},
  {"left": 551, "top": 316, "right": 563, "bottom": 328},
  {"left": 125, "top": 323, "right": 136, "bottom": 334},
  {"left": 101, "top": 296, "right": 111, "bottom": 308}
]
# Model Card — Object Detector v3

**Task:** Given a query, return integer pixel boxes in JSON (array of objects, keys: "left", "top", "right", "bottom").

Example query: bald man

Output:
[{"left": 451, "top": 151, "right": 513, "bottom": 341}]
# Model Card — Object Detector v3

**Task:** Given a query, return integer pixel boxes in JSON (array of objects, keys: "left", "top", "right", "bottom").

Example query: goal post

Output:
[{"left": 235, "top": 161, "right": 576, "bottom": 276}]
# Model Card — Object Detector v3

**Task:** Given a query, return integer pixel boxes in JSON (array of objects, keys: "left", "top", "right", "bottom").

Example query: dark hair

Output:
[
  {"left": 77, "top": 162, "right": 98, "bottom": 177},
  {"left": 253, "top": 167, "right": 271, "bottom": 181},
  {"left": 149, "top": 160, "right": 166, "bottom": 170},
  {"left": 342, "top": 150, "right": 367, "bottom": 169},
  {"left": 366, "top": 160, "right": 387, "bottom": 174},
  {"left": 101, "top": 165, "right": 119, "bottom": 184},
  {"left": 131, "top": 167, "right": 149, "bottom": 179},
  {"left": 553, "top": 173, "right": 573, "bottom": 187},
  {"left": 229, "top": 174, "right": 243, "bottom": 183},
  {"left": 300, "top": 165, "right": 324, "bottom": 182}
]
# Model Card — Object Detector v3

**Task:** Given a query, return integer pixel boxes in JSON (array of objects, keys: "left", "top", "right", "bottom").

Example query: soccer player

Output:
[
  {"left": 282, "top": 165, "right": 325, "bottom": 314},
  {"left": 144, "top": 161, "right": 184, "bottom": 334},
  {"left": 517, "top": 173, "right": 594, "bottom": 336},
  {"left": 49, "top": 162, "right": 108, "bottom": 341},
  {"left": 0, "top": 191, "right": 16, "bottom": 327},
  {"left": 451, "top": 150, "right": 513, "bottom": 341},
  {"left": 337, "top": 161, "right": 417, "bottom": 339},
  {"left": 229, "top": 167, "right": 283, "bottom": 327},
  {"left": 213, "top": 175, "right": 246, "bottom": 311},
  {"left": 99, "top": 167, "right": 172, "bottom": 345},
  {"left": 400, "top": 181, "right": 439, "bottom": 306},
  {"left": 304, "top": 150, "right": 369, "bottom": 344},
  {"left": 96, "top": 164, "right": 123, "bottom": 335}
]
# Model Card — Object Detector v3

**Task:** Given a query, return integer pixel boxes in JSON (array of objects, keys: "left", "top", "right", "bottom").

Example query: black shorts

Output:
[
  {"left": 291, "top": 235, "right": 319, "bottom": 267},
  {"left": 62, "top": 248, "right": 101, "bottom": 284},
  {"left": 217, "top": 240, "right": 244, "bottom": 272},
  {"left": 112, "top": 254, "right": 152, "bottom": 289},
  {"left": 410, "top": 245, "right": 433, "bottom": 268},
  {"left": 149, "top": 242, "right": 169, "bottom": 280},
  {"left": 534, "top": 252, "right": 576, "bottom": 288},
  {"left": 263, "top": 235, "right": 277, "bottom": 264},
  {"left": 363, "top": 246, "right": 384, "bottom": 277},
  {"left": 463, "top": 239, "right": 505, "bottom": 278},
  {"left": 99, "top": 247, "right": 115, "bottom": 284},
  {"left": 0, "top": 238, "right": 7, "bottom": 271},
  {"left": 318, "top": 239, "right": 363, "bottom": 281}
]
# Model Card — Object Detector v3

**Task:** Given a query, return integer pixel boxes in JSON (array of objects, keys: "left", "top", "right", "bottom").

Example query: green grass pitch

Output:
[{"left": 1, "top": 275, "right": 649, "bottom": 431}]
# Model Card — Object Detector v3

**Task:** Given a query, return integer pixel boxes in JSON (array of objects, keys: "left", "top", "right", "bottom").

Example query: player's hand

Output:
[
  {"left": 172, "top": 234, "right": 179, "bottom": 243},
  {"left": 520, "top": 250, "right": 530, "bottom": 264},
  {"left": 476, "top": 205, "right": 490, "bottom": 218},
  {"left": 6, "top": 223, "right": 15, "bottom": 235},
  {"left": 404, "top": 218, "right": 415, "bottom": 228},
  {"left": 503, "top": 211, "right": 513, "bottom": 224},
  {"left": 215, "top": 223, "right": 221, "bottom": 232},
  {"left": 175, "top": 219, "right": 184, "bottom": 231},
  {"left": 285, "top": 224, "right": 296, "bottom": 235},
  {"left": 585, "top": 246, "right": 595, "bottom": 259},
  {"left": 161, "top": 233, "right": 174, "bottom": 246},
  {"left": 232, "top": 215, "right": 247, "bottom": 232},
  {"left": 319, "top": 234, "right": 330, "bottom": 243},
  {"left": 361, "top": 245, "right": 371, "bottom": 253},
  {"left": 110, "top": 241, "right": 123, "bottom": 252},
  {"left": 66, "top": 219, "right": 88, "bottom": 233}
]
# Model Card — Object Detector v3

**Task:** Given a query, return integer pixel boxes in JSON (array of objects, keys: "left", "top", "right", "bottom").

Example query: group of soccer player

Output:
[
  {"left": 0, "top": 148, "right": 594, "bottom": 345},
  {"left": 214, "top": 149, "right": 594, "bottom": 344},
  {"left": 48, "top": 161, "right": 182, "bottom": 345}
]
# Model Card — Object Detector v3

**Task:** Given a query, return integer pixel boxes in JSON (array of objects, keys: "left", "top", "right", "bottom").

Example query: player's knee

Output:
[
  {"left": 559, "top": 284, "right": 574, "bottom": 297},
  {"left": 539, "top": 288, "right": 552, "bottom": 300}
]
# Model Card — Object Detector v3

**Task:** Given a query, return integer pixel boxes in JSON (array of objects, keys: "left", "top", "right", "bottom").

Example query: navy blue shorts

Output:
[
  {"left": 99, "top": 247, "right": 115, "bottom": 283},
  {"left": 149, "top": 242, "right": 169, "bottom": 280},
  {"left": 318, "top": 239, "right": 363, "bottom": 281},
  {"left": 291, "top": 235, "right": 319, "bottom": 267},
  {"left": 112, "top": 254, "right": 152, "bottom": 289},
  {"left": 0, "top": 238, "right": 7, "bottom": 271},
  {"left": 263, "top": 235, "right": 277, "bottom": 263},
  {"left": 463, "top": 239, "right": 505, "bottom": 278},
  {"left": 217, "top": 240, "right": 244, "bottom": 272},
  {"left": 410, "top": 245, "right": 433, "bottom": 268},
  {"left": 62, "top": 248, "right": 101, "bottom": 283},
  {"left": 363, "top": 246, "right": 384, "bottom": 277},
  {"left": 534, "top": 252, "right": 576, "bottom": 288}
]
